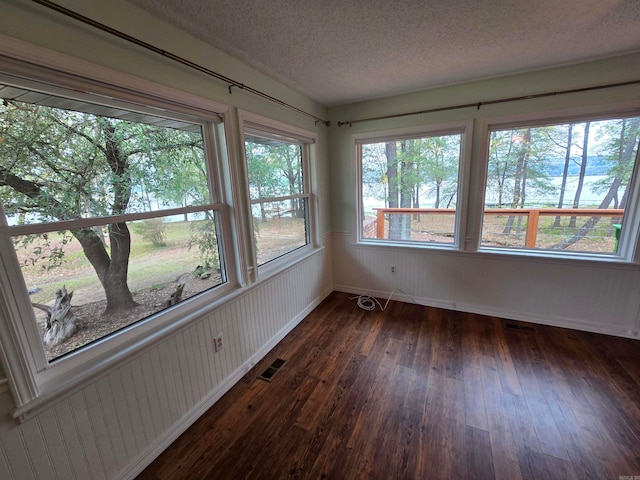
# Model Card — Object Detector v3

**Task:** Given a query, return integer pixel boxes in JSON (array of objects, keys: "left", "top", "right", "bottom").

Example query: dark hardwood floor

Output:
[{"left": 138, "top": 292, "right": 640, "bottom": 480}]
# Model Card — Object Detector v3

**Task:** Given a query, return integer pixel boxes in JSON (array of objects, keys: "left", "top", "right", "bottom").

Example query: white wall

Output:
[
  {"left": 0, "top": 1, "right": 333, "bottom": 478},
  {"left": 328, "top": 53, "right": 640, "bottom": 339}
]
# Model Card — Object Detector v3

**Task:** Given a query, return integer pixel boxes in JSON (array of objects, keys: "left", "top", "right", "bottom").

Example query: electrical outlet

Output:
[
  {"left": 213, "top": 333, "right": 223, "bottom": 353},
  {"left": 390, "top": 265, "right": 397, "bottom": 274}
]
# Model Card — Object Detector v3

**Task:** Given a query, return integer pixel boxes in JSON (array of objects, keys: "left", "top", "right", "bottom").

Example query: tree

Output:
[
  {"left": 245, "top": 140, "right": 305, "bottom": 220},
  {"left": 246, "top": 142, "right": 281, "bottom": 220},
  {"left": 375, "top": 136, "right": 461, "bottom": 240},
  {"left": 544, "top": 124, "right": 575, "bottom": 228},
  {"left": 486, "top": 130, "right": 519, "bottom": 208},
  {"left": 554, "top": 118, "right": 640, "bottom": 249},
  {"left": 502, "top": 128, "right": 532, "bottom": 235},
  {"left": 398, "top": 140, "right": 415, "bottom": 239},
  {"left": 385, "top": 141, "right": 403, "bottom": 239},
  {"left": 0, "top": 100, "right": 206, "bottom": 314},
  {"left": 273, "top": 144, "right": 304, "bottom": 218},
  {"left": 568, "top": 122, "right": 591, "bottom": 228}
]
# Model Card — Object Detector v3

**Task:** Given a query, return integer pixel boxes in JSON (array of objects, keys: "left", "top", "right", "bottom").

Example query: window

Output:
[
  {"left": 480, "top": 115, "right": 640, "bottom": 257},
  {"left": 357, "top": 124, "right": 469, "bottom": 247},
  {"left": 241, "top": 114, "right": 315, "bottom": 268},
  {"left": 0, "top": 70, "right": 233, "bottom": 409}
]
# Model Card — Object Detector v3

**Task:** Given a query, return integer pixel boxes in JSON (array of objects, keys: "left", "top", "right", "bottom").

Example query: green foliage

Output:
[
  {"left": 132, "top": 218, "right": 167, "bottom": 247},
  {"left": 487, "top": 127, "right": 556, "bottom": 208},
  {"left": 592, "top": 118, "right": 640, "bottom": 201},
  {"left": 188, "top": 219, "right": 220, "bottom": 270},
  {"left": 12, "top": 231, "right": 74, "bottom": 270},
  {"left": 361, "top": 134, "right": 461, "bottom": 209},
  {"left": 0, "top": 94, "right": 210, "bottom": 307},
  {"left": 0, "top": 98, "right": 208, "bottom": 224},
  {"left": 245, "top": 137, "right": 304, "bottom": 220}
]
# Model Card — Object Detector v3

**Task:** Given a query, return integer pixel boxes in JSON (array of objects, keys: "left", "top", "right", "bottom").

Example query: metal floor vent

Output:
[
  {"left": 257, "top": 358, "right": 287, "bottom": 382},
  {"left": 503, "top": 322, "right": 537, "bottom": 333}
]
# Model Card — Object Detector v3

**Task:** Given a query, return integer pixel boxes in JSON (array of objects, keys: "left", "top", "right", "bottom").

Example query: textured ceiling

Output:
[{"left": 129, "top": 0, "right": 640, "bottom": 106}]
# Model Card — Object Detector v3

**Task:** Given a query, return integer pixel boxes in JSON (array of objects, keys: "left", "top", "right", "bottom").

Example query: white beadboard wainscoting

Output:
[
  {"left": 332, "top": 233, "right": 640, "bottom": 339},
  {"left": 0, "top": 245, "right": 332, "bottom": 480}
]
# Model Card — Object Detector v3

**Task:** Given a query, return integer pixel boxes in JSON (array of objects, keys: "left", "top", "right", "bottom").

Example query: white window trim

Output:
[
  {"left": 475, "top": 101, "right": 640, "bottom": 263},
  {"left": 237, "top": 110, "right": 320, "bottom": 282},
  {"left": 0, "top": 40, "right": 240, "bottom": 420},
  {"left": 354, "top": 120, "right": 473, "bottom": 251}
]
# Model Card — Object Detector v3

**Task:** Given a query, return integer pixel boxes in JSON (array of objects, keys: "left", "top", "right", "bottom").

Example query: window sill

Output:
[
  {"left": 256, "top": 244, "right": 325, "bottom": 282},
  {"left": 355, "top": 238, "right": 460, "bottom": 252},
  {"left": 475, "top": 246, "right": 640, "bottom": 269},
  {"left": 353, "top": 236, "right": 640, "bottom": 270}
]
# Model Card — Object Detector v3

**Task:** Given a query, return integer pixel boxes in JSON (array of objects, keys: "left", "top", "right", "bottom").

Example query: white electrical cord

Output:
[
  {"left": 349, "top": 295, "right": 383, "bottom": 311},
  {"left": 350, "top": 289, "right": 395, "bottom": 311},
  {"left": 350, "top": 288, "right": 422, "bottom": 311}
]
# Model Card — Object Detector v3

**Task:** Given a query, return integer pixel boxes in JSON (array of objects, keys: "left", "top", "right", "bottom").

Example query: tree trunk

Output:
[
  {"left": 516, "top": 129, "right": 531, "bottom": 235},
  {"left": 504, "top": 129, "right": 529, "bottom": 235},
  {"left": 257, "top": 184, "right": 267, "bottom": 221},
  {"left": 399, "top": 140, "right": 412, "bottom": 240},
  {"left": 554, "top": 124, "right": 573, "bottom": 227},
  {"left": 39, "top": 286, "right": 77, "bottom": 346},
  {"left": 104, "top": 222, "right": 137, "bottom": 313},
  {"left": 72, "top": 224, "right": 137, "bottom": 314},
  {"left": 102, "top": 123, "right": 137, "bottom": 313},
  {"left": 553, "top": 119, "right": 638, "bottom": 249},
  {"left": 165, "top": 283, "right": 185, "bottom": 308},
  {"left": 569, "top": 122, "right": 590, "bottom": 228},
  {"left": 386, "top": 142, "right": 401, "bottom": 240}
]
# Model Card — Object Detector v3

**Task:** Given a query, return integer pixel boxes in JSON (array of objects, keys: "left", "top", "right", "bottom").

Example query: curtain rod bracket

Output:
[{"left": 228, "top": 83, "right": 245, "bottom": 94}]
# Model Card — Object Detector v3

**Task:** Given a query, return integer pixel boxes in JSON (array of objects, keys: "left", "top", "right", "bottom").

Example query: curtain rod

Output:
[
  {"left": 29, "top": 0, "right": 331, "bottom": 127},
  {"left": 337, "top": 79, "right": 640, "bottom": 127}
]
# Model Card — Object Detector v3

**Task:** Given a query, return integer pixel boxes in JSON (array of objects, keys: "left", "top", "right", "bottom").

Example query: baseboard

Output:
[
  {"left": 333, "top": 284, "right": 637, "bottom": 339},
  {"left": 119, "top": 284, "right": 333, "bottom": 480}
]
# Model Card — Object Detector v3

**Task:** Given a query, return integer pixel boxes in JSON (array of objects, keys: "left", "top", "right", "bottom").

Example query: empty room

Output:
[{"left": 0, "top": 1, "right": 639, "bottom": 479}]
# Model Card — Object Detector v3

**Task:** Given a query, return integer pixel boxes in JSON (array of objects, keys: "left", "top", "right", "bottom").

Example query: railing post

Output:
[
  {"left": 377, "top": 209, "right": 385, "bottom": 239},
  {"left": 525, "top": 210, "right": 540, "bottom": 248}
]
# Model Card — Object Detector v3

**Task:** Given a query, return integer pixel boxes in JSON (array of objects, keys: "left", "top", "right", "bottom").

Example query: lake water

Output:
[{"left": 364, "top": 175, "right": 613, "bottom": 211}]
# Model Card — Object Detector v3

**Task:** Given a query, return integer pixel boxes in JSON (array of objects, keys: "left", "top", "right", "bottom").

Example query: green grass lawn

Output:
[{"left": 18, "top": 220, "right": 207, "bottom": 305}]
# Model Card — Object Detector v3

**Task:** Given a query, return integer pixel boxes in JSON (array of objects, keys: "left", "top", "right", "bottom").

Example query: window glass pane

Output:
[
  {"left": 0, "top": 91, "right": 210, "bottom": 226},
  {"left": 481, "top": 118, "right": 640, "bottom": 253},
  {"left": 14, "top": 211, "right": 224, "bottom": 361},
  {"left": 252, "top": 198, "right": 308, "bottom": 265},
  {"left": 245, "top": 135, "right": 304, "bottom": 200},
  {"left": 361, "top": 134, "right": 462, "bottom": 243}
]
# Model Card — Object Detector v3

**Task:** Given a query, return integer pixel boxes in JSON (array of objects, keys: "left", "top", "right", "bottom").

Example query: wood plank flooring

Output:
[{"left": 138, "top": 292, "right": 640, "bottom": 479}]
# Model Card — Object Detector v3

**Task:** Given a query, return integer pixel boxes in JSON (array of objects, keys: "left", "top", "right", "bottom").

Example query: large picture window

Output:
[
  {"left": 241, "top": 115, "right": 315, "bottom": 268},
  {"left": 480, "top": 115, "right": 640, "bottom": 256},
  {"left": 358, "top": 125, "right": 468, "bottom": 246},
  {"left": 0, "top": 79, "right": 229, "bottom": 365}
]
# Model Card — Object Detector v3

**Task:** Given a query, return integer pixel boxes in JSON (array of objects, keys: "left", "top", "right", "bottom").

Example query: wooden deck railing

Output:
[{"left": 374, "top": 207, "right": 624, "bottom": 247}]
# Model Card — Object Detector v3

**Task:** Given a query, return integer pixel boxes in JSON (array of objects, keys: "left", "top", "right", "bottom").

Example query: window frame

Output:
[
  {"left": 238, "top": 111, "right": 319, "bottom": 281},
  {"left": 475, "top": 102, "right": 640, "bottom": 263},
  {"left": 0, "top": 55, "right": 239, "bottom": 418},
  {"left": 354, "top": 121, "right": 473, "bottom": 250}
]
